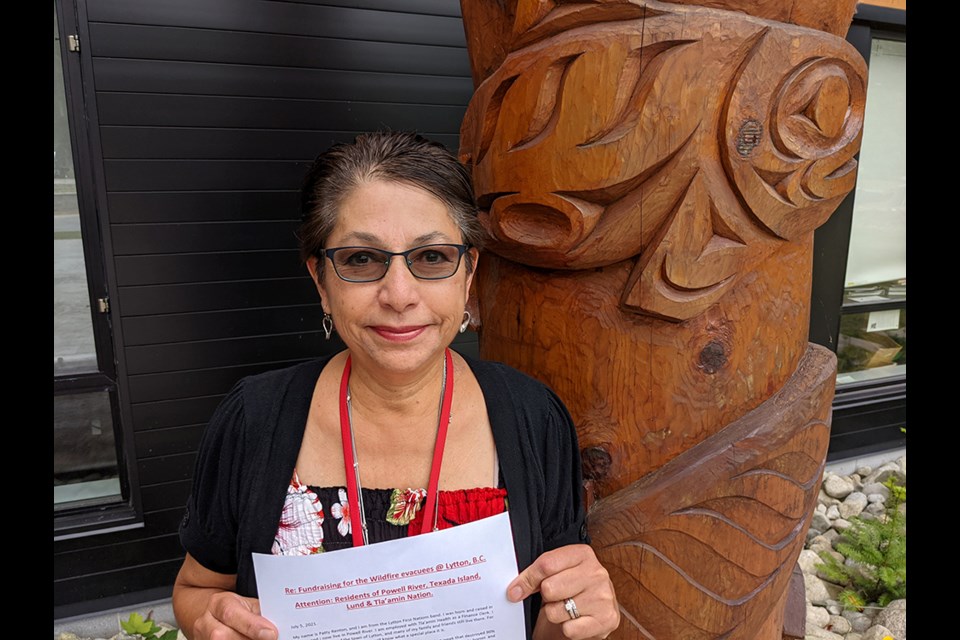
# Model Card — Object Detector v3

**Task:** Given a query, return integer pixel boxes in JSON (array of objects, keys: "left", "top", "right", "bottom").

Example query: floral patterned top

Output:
[{"left": 272, "top": 470, "right": 508, "bottom": 556}]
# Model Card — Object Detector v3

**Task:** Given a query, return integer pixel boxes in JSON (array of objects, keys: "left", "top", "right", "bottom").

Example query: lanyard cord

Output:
[{"left": 339, "top": 348, "right": 455, "bottom": 547}]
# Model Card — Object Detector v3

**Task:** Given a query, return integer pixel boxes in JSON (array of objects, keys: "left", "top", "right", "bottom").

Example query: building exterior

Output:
[{"left": 53, "top": 0, "right": 905, "bottom": 618}]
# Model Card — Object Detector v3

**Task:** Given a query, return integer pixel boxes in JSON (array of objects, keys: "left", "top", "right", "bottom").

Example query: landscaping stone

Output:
[
  {"left": 863, "top": 482, "right": 891, "bottom": 501},
  {"left": 824, "top": 474, "right": 856, "bottom": 499},
  {"left": 812, "top": 512, "right": 832, "bottom": 533},
  {"left": 807, "top": 603, "right": 830, "bottom": 628},
  {"left": 839, "top": 492, "right": 868, "bottom": 519},
  {"left": 875, "top": 599, "right": 906, "bottom": 640},
  {"left": 860, "top": 625, "right": 896, "bottom": 640},
  {"left": 805, "top": 627, "right": 844, "bottom": 640},
  {"left": 827, "top": 614, "right": 852, "bottom": 634}
]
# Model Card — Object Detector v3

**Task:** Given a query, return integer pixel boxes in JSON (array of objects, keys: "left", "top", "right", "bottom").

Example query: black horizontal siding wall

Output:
[{"left": 55, "top": 0, "right": 475, "bottom": 616}]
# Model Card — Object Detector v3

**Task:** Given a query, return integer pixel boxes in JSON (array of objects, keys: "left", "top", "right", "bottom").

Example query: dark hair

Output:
[{"left": 297, "top": 131, "right": 486, "bottom": 271}]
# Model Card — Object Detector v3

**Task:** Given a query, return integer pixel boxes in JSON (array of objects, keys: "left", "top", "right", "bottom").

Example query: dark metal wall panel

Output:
[
  {"left": 111, "top": 221, "right": 300, "bottom": 255},
  {"left": 115, "top": 251, "right": 303, "bottom": 288},
  {"left": 128, "top": 362, "right": 301, "bottom": 403},
  {"left": 122, "top": 305, "right": 320, "bottom": 345},
  {"left": 130, "top": 395, "right": 227, "bottom": 432},
  {"left": 96, "top": 93, "right": 467, "bottom": 131},
  {"left": 87, "top": 1, "right": 467, "bottom": 47},
  {"left": 55, "top": 534, "right": 185, "bottom": 581},
  {"left": 101, "top": 127, "right": 461, "bottom": 161},
  {"left": 138, "top": 453, "right": 197, "bottom": 485},
  {"left": 55, "top": 559, "right": 183, "bottom": 610},
  {"left": 107, "top": 191, "right": 299, "bottom": 224},
  {"left": 140, "top": 480, "right": 193, "bottom": 512},
  {"left": 89, "top": 23, "right": 470, "bottom": 75},
  {"left": 117, "top": 279, "right": 317, "bottom": 316},
  {"left": 94, "top": 59, "right": 474, "bottom": 104},
  {"left": 135, "top": 425, "right": 207, "bottom": 458},
  {"left": 125, "top": 333, "right": 328, "bottom": 375},
  {"left": 104, "top": 160, "right": 310, "bottom": 192}
]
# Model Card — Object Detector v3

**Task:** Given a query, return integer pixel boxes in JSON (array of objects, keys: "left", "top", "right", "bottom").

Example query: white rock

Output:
[
  {"left": 856, "top": 466, "right": 873, "bottom": 477},
  {"left": 804, "top": 573, "right": 835, "bottom": 606},
  {"left": 897, "top": 454, "right": 905, "bottom": 475},
  {"left": 843, "top": 610, "right": 873, "bottom": 632},
  {"left": 863, "top": 483, "right": 891, "bottom": 500},
  {"left": 840, "top": 492, "right": 868, "bottom": 519},
  {"left": 824, "top": 475, "right": 856, "bottom": 499},
  {"left": 847, "top": 635, "right": 864, "bottom": 640},
  {"left": 817, "top": 503, "right": 827, "bottom": 514},
  {"left": 832, "top": 518, "right": 853, "bottom": 532},
  {"left": 866, "top": 493, "right": 886, "bottom": 504},
  {"left": 798, "top": 549, "right": 823, "bottom": 575},
  {"left": 820, "top": 490, "right": 842, "bottom": 508},
  {"left": 807, "top": 603, "right": 830, "bottom": 629},
  {"left": 809, "top": 536, "right": 834, "bottom": 556},
  {"left": 865, "top": 464, "right": 905, "bottom": 487},
  {"left": 804, "top": 627, "right": 844, "bottom": 640},
  {"left": 866, "top": 502, "right": 886, "bottom": 516},
  {"left": 827, "top": 614, "right": 852, "bottom": 634},
  {"left": 826, "top": 602, "right": 842, "bottom": 616},
  {"left": 812, "top": 511, "right": 832, "bottom": 533},
  {"left": 860, "top": 624, "right": 896, "bottom": 640},
  {"left": 826, "top": 505, "right": 841, "bottom": 520},
  {"left": 875, "top": 599, "right": 906, "bottom": 639}
]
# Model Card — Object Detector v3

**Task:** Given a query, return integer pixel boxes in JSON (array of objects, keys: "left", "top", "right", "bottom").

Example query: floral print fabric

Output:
[{"left": 271, "top": 471, "right": 507, "bottom": 556}]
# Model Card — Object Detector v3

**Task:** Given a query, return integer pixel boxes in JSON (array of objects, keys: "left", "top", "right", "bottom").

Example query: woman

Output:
[{"left": 173, "top": 132, "right": 620, "bottom": 640}]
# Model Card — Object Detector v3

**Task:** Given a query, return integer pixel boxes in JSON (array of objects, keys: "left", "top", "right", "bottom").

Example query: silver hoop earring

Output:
[
  {"left": 322, "top": 313, "right": 334, "bottom": 340},
  {"left": 459, "top": 310, "right": 472, "bottom": 334}
]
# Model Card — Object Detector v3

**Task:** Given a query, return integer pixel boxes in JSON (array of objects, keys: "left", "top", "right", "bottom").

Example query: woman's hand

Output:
[
  {"left": 507, "top": 544, "right": 620, "bottom": 640},
  {"left": 173, "top": 554, "right": 279, "bottom": 640},
  {"left": 188, "top": 592, "right": 277, "bottom": 640}
]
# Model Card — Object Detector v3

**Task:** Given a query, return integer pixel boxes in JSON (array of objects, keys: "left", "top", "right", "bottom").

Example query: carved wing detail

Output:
[{"left": 588, "top": 345, "right": 835, "bottom": 639}]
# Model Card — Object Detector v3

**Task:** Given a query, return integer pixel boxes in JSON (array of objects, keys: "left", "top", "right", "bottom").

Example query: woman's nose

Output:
[{"left": 377, "top": 256, "right": 420, "bottom": 310}]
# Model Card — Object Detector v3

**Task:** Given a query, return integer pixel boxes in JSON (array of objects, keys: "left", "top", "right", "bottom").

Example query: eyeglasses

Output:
[{"left": 322, "top": 244, "right": 469, "bottom": 283}]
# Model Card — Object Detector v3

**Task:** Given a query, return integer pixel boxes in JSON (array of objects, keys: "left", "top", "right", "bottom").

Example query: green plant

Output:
[
  {"left": 119, "top": 611, "right": 179, "bottom": 640},
  {"left": 815, "top": 476, "right": 906, "bottom": 610}
]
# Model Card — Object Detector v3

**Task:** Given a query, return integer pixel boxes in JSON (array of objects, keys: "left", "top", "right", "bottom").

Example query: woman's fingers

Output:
[
  {"left": 514, "top": 544, "right": 620, "bottom": 639},
  {"left": 507, "top": 544, "right": 595, "bottom": 602},
  {"left": 195, "top": 593, "right": 278, "bottom": 640}
]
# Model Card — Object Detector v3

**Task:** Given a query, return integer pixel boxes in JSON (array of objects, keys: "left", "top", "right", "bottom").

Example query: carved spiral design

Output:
[
  {"left": 770, "top": 57, "right": 865, "bottom": 169},
  {"left": 724, "top": 39, "right": 867, "bottom": 241}
]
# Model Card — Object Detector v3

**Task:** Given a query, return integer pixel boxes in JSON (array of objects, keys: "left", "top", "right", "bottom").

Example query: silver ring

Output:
[{"left": 564, "top": 597, "right": 581, "bottom": 620}]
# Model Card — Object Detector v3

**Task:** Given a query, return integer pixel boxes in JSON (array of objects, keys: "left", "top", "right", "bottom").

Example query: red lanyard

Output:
[{"left": 339, "top": 348, "right": 455, "bottom": 547}]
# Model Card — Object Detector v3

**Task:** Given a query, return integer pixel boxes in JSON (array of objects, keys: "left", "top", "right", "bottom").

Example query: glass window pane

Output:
[
  {"left": 54, "top": 390, "right": 122, "bottom": 511},
  {"left": 836, "top": 308, "right": 905, "bottom": 384},
  {"left": 838, "top": 37, "right": 905, "bottom": 385},
  {"left": 54, "top": 5, "right": 98, "bottom": 376},
  {"left": 844, "top": 38, "right": 906, "bottom": 289}
]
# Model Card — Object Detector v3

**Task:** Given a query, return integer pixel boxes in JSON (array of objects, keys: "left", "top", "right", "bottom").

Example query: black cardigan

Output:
[{"left": 179, "top": 353, "right": 588, "bottom": 635}]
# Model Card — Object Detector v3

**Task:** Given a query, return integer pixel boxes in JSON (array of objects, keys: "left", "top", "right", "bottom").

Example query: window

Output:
[
  {"left": 54, "top": 0, "right": 138, "bottom": 536},
  {"left": 835, "top": 36, "right": 905, "bottom": 385}
]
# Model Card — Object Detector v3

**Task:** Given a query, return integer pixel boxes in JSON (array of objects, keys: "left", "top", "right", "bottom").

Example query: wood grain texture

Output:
[
  {"left": 475, "top": 237, "right": 814, "bottom": 497},
  {"left": 458, "top": 2, "right": 864, "bottom": 638},
  {"left": 460, "top": 0, "right": 866, "bottom": 322},
  {"left": 587, "top": 344, "right": 835, "bottom": 638}
]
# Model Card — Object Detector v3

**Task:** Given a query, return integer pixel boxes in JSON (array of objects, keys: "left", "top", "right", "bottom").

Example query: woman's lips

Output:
[{"left": 371, "top": 325, "right": 427, "bottom": 342}]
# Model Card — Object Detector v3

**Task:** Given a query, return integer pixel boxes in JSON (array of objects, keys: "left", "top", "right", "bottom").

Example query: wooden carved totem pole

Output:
[{"left": 458, "top": 1, "right": 866, "bottom": 638}]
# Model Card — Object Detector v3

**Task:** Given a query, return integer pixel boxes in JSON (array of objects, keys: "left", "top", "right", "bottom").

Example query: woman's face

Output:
[{"left": 307, "top": 179, "right": 478, "bottom": 379}]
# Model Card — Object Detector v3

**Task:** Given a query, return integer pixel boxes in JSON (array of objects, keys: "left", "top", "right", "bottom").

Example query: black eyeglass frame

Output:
[{"left": 321, "top": 243, "right": 470, "bottom": 283}]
